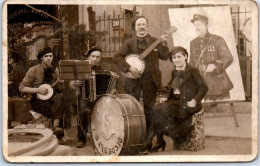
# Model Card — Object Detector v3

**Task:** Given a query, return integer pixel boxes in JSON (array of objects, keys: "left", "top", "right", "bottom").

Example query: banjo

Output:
[
  {"left": 123, "top": 26, "right": 177, "bottom": 79},
  {"left": 36, "top": 79, "right": 63, "bottom": 100}
]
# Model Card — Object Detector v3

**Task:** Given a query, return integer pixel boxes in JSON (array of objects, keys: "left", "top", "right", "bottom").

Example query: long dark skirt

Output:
[{"left": 147, "top": 98, "right": 193, "bottom": 145}]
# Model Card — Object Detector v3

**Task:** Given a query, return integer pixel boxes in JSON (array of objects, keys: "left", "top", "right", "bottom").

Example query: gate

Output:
[
  {"left": 95, "top": 10, "right": 126, "bottom": 57},
  {"left": 95, "top": 9, "right": 139, "bottom": 57}
]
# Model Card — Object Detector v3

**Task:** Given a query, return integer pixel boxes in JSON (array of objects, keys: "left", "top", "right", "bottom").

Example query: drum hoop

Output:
[
  {"left": 117, "top": 94, "right": 146, "bottom": 145},
  {"left": 113, "top": 95, "right": 130, "bottom": 154}
]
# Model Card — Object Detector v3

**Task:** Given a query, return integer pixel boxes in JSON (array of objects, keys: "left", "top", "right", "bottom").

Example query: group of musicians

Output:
[{"left": 15, "top": 13, "right": 233, "bottom": 153}]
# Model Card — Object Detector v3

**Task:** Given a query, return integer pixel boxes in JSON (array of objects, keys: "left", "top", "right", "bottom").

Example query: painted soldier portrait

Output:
[
  {"left": 189, "top": 14, "right": 234, "bottom": 101},
  {"left": 168, "top": 7, "right": 246, "bottom": 103}
]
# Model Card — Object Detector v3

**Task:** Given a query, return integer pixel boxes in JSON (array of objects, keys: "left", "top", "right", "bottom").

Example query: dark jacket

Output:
[
  {"left": 113, "top": 34, "right": 169, "bottom": 88},
  {"left": 168, "top": 64, "right": 208, "bottom": 116},
  {"left": 190, "top": 32, "right": 233, "bottom": 97}
]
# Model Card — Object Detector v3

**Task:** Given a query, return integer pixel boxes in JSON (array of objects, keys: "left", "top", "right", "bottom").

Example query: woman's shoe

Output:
[
  {"left": 150, "top": 141, "right": 166, "bottom": 152},
  {"left": 140, "top": 142, "right": 152, "bottom": 154}
]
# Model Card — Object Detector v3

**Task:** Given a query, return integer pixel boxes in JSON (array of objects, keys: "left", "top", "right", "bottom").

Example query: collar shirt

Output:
[
  {"left": 172, "top": 70, "right": 184, "bottom": 94},
  {"left": 137, "top": 34, "right": 151, "bottom": 51},
  {"left": 19, "top": 63, "right": 59, "bottom": 90}
]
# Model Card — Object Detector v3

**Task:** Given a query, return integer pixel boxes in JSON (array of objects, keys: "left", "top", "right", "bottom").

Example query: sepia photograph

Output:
[{"left": 1, "top": 0, "right": 258, "bottom": 163}]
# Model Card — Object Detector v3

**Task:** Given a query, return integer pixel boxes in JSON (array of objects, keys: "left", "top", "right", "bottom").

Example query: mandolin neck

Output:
[{"left": 139, "top": 38, "right": 162, "bottom": 60}]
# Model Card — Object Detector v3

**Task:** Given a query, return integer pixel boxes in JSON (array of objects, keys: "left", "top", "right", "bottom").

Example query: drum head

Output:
[
  {"left": 37, "top": 84, "right": 53, "bottom": 100},
  {"left": 91, "top": 95, "right": 125, "bottom": 156}
]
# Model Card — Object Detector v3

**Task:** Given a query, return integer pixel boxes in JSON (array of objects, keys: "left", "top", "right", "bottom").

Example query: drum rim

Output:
[{"left": 117, "top": 94, "right": 146, "bottom": 155}]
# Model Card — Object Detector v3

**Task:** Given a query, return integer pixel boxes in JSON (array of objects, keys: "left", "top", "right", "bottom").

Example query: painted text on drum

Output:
[{"left": 96, "top": 136, "right": 123, "bottom": 155}]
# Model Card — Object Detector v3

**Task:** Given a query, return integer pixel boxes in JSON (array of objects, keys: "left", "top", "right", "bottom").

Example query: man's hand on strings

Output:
[
  {"left": 161, "top": 34, "right": 169, "bottom": 41},
  {"left": 129, "top": 67, "right": 141, "bottom": 79},
  {"left": 38, "top": 87, "right": 48, "bottom": 95}
]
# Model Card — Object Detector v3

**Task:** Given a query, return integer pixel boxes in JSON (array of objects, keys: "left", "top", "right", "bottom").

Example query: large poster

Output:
[{"left": 168, "top": 6, "right": 245, "bottom": 102}]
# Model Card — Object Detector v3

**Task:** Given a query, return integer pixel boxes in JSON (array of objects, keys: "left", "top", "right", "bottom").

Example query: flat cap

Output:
[
  {"left": 37, "top": 47, "right": 52, "bottom": 60},
  {"left": 191, "top": 14, "right": 208, "bottom": 24},
  {"left": 84, "top": 46, "right": 102, "bottom": 57}
]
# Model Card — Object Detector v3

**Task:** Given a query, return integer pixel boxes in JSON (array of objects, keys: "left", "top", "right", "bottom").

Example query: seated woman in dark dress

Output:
[{"left": 144, "top": 46, "right": 208, "bottom": 153}]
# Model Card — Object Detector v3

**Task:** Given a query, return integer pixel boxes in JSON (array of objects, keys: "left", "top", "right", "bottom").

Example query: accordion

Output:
[{"left": 83, "top": 70, "right": 119, "bottom": 102}]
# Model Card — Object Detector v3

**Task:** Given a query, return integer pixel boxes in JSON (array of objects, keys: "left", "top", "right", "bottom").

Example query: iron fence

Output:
[{"left": 95, "top": 10, "right": 126, "bottom": 57}]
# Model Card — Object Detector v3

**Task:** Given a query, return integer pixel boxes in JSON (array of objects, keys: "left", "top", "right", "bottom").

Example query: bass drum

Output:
[{"left": 91, "top": 94, "right": 146, "bottom": 155}]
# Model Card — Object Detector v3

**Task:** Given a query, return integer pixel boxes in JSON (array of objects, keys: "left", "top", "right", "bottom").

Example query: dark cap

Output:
[
  {"left": 132, "top": 16, "right": 148, "bottom": 31},
  {"left": 84, "top": 46, "right": 102, "bottom": 58},
  {"left": 191, "top": 14, "right": 208, "bottom": 24},
  {"left": 168, "top": 46, "right": 188, "bottom": 63},
  {"left": 37, "top": 47, "right": 52, "bottom": 60}
]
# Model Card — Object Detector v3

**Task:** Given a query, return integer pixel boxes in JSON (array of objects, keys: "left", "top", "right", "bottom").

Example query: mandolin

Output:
[{"left": 123, "top": 26, "right": 177, "bottom": 79}]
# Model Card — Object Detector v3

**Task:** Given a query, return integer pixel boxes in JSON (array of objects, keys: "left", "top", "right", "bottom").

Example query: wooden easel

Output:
[
  {"left": 203, "top": 101, "right": 239, "bottom": 127},
  {"left": 230, "top": 102, "right": 239, "bottom": 127}
]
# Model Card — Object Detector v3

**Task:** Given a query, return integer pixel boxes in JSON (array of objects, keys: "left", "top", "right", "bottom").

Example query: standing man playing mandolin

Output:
[
  {"left": 113, "top": 16, "right": 171, "bottom": 130},
  {"left": 19, "top": 47, "right": 64, "bottom": 136}
]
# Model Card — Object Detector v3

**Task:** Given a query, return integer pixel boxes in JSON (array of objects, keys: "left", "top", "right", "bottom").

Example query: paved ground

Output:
[
  {"left": 205, "top": 114, "right": 251, "bottom": 138},
  {"left": 69, "top": 136, "right": 251, "bottom": 156},
  {"left": 63, "top": 101, "right": 253, "bottom": 156}
]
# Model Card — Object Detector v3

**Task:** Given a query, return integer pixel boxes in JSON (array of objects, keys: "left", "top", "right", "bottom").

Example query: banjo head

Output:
[
  {"left": 124, "top": 54, "right": 145, "bottom": 79},
  {"left": 37, "top": 84, "right": 53, "bottom": 100}
]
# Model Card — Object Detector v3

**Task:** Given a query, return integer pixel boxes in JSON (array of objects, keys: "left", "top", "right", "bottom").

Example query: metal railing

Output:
[{"left": 95, "top": 10, "right": 126, "bottom": 57}]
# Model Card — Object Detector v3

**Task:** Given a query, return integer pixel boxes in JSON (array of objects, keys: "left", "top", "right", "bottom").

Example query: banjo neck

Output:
[
  {"left": 139, "top": 39, "right": 162, "bottom": 60},
  {"left": 50, "top": 79, "right": 62, "bottom": 88},
  {"left": 138, "top": 26, "right": 177, "bottom": 60},
  {"left": 123, "top": 26, "right": 177, "bottom": 79}
]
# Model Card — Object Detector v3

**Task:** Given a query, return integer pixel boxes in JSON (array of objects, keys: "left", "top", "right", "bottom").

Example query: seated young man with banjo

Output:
[{"left": 19, "top": 47, "right": 64, "bottom": 136}]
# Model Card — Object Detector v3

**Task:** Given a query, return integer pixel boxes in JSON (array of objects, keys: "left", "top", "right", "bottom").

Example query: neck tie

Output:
[
  {"left": 172, "top": 70, "right": 184, "bottom": 89},
  {"left": 176, "top": 70, "right": 184, "bottom": 78},
  {"left": 137, "top": 37, "right": 147, "bottom": 50}
]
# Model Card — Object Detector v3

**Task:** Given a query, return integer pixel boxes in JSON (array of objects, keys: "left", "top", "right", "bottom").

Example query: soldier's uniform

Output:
[{"left": 190, "top": 14, "right": 233, "bottom": 101}]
